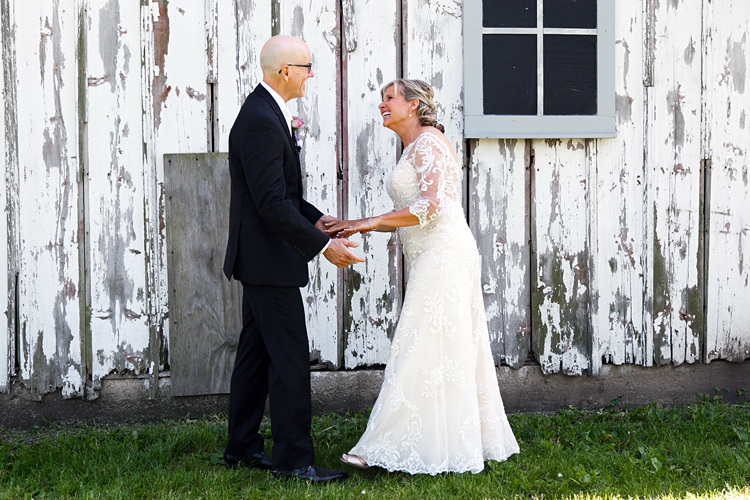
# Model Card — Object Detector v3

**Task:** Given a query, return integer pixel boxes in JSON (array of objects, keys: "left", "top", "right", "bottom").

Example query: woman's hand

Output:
[{"left": 324, "top": 218, "right": 377, "bottom": 239}]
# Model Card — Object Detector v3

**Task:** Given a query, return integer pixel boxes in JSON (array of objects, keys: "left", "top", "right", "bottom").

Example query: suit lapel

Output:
[
  {"left": 254, "top": 84, "right": 304, "bottom": 199},
  {"left": 255, "top": 84, "right": 299, "bottom": 156}
]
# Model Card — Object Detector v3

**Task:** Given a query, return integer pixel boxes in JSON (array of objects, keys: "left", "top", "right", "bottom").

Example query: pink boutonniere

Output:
[{"left": 291, "top": 116, "right": 308, "bottom": 141}]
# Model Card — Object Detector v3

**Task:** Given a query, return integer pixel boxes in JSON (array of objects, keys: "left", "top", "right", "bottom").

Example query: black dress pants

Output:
[{"left": 224, "top": 283, "right": 314, "bottom": 470}]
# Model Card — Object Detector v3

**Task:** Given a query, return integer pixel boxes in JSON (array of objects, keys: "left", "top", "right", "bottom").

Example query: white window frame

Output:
[{"left": 464, "top": 0, "right": 615, "bottom": 139}]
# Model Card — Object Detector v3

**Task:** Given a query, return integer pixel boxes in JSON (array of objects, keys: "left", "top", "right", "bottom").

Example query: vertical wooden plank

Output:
[
  {"left": 647, "top": 0, "right": 702, "bottom": 366},
  {"left": 215, "top": 0, "right": 271, "bottom": 151},
  {"left": 138, "top": 0, "right": 156, "bottom": 395},
  {"left": 139, "top": 0, "right": 165, "bottom": 398},
  {"left": 15, "top": 0, "right": 83, "bottom": 398},
  {"left": 86, "top": 0, "right": 151, "bottom": 391},
  {"left": 205, "top": 0, "right": 218, "bottom": 149},
  {"left": 590, "top": 1, "right": 646, "bottom": 374},
  {"left": 342, "top": 0, "right": 401, "bottom": 368},
  {"left": 586, "top": 140, "right": 599, "bottom": 375},
  {"left": 0, "top": 0, "right": 9, "bottom": 392},
  {"left": 165, "top": 153, "right": 241, "bottom": 395},
  {"left": 2, "top": 0, "right": 20, "bottom": 394},
  {"left": 469, "top": 139, "right": 530, "bottom": 368},
  {"left": 403, "top": 0, "right": 464, "bottom": 169},
  {"left": 640, "top": 0, "right": 656, "bottom": 370},
  {"left": 531, "top": 140, "right": 590, "bottom": 376},
  {"left": 279, "top": 0, "right": 343, "bottom": 367},
  {"left": 140, "top": 0, "right": 156, "bottom": 396},
  {"left": 147, "top": 0, "right": 209, "bottom": 393},
  {"left": 75, "top": 0, "right": 91, "bottom": 398},
  {"left": 703, "top": 0, "right": 750, "bottom": 363}
]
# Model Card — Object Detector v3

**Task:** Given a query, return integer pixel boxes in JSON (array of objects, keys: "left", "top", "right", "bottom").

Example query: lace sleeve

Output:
[{"left": 408, "top": 133, "right": 458, "bottom": 227}]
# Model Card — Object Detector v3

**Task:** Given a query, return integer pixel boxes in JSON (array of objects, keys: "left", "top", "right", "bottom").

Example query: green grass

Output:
[{"left": 0, "top": 395, "right": 749, "bottom": 499}]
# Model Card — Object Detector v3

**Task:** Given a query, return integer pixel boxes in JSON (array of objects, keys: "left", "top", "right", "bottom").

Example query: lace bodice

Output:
[{"left": 386, "top": 131, "right": 462, "bottom": 227}]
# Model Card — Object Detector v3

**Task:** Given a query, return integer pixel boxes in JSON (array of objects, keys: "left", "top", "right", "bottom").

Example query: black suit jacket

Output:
[{"left": 223, "top": 84, "right": 329, "bottom": 287}]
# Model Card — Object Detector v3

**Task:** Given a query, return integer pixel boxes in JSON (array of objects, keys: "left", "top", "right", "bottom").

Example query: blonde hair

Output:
[{"left": 381, "top": 79, "right": 445, "bottom": 133}]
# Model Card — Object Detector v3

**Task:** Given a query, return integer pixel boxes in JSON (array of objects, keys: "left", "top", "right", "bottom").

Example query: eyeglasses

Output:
[{"left": 279, "top": 63, "right": 313, "bottom": 75}]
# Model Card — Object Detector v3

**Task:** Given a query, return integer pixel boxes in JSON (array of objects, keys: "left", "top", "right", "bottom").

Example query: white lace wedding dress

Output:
[{"left": 348, "top": 131, "right": 519, "bottom": 474}]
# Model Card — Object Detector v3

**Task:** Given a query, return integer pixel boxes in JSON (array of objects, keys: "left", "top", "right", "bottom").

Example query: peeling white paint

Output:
[
  {"left": 704, "top": 0, "right": 750, "bottom": 363},
  {"left": 15, "top": 1, "right": 83, "bottom": 397},
  {"left": 61, "top": 363, "right": 82, "bottom": 398},
  {"left": 469, "top": 139, "right": 529, "bottom": 368},
  {"left": 648, "top": 0, "right": 702, "bottom": 366},
  {"left": 591, "top": 1, "right": 646, "bottom": 373},
  {"left": 215, "top": 0, "right": 269, "bottom": 149},
  {"left": 343, "top": 0, "right": 401, "bottom": 368},
  {"left": 0, "top": 4, "right": 8, "bottom": 392},
  {"left": 87, "top": 0, "right": 150, "bottom": 384},
  {"left": 533, "top": 140, "right": 589, "bottom": 376}
]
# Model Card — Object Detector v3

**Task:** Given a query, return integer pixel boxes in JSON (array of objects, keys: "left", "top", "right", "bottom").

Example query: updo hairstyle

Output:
[{"left": 381, "top": 79, "right": 445, "bottom": 133}]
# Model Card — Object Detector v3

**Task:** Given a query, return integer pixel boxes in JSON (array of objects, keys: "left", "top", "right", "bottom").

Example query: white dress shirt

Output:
[
  {"left": 259, "top": 80, "right": 331, "bottom": 255},
  {"left": 260, "top": 81, "right": 293, "bottom": 134}
]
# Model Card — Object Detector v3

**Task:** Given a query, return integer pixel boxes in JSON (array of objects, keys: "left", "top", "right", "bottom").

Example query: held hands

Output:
[
  {"left": 324, "top": 218, "right": 378, "bottom": 239},
  {"left": 314, "top": 214, "right": 339, "bottom": 233},
  {"left": 315, "top": 215, "right": 365, "bottom": 267}
]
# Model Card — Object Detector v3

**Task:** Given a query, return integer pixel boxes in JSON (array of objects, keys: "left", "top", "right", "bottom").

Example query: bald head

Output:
[
  {"left": 260, "top": 35, "right": 309, "bottom": 76},
  {"left": 260, "top": 35, "right": 314, "bottom": 102}
]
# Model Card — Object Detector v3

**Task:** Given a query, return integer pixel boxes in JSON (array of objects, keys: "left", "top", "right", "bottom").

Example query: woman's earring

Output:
[{"left": 409, "top": 112, "right": 412, "bottom": 117}]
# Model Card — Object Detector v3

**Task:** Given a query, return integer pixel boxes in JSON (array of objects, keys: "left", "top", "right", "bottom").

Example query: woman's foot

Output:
[{"left": 340, "top": 453, "right": 370, "bottom": 470}]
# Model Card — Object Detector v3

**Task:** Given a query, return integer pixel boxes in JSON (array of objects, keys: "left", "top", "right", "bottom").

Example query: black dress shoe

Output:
[
  {"left": 247, "top": 451, "right": 273, "bottom": 470},
  {"left": 274, "top": 464, "right": 349, "bottom": 483},
  {"left": 223, "top": 451, "right": 273, "bottom": 470}
]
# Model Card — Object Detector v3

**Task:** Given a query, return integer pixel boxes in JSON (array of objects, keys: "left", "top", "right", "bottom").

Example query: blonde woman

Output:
[{"left": 326, "top": 79, "right": 519, "bottom": 474}]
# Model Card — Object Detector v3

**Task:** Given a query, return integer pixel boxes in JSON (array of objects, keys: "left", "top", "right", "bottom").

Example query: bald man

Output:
[{"left": 222, "top": 35, "right": 360, "bottom": 482}]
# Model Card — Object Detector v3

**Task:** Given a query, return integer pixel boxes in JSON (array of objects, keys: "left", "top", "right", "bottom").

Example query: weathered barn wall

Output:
[
  {"left": 469, "top": 0, "right": 749, "bottom": 377},
  {"left": 1, "top": 0, "right": 749, "bottom": 400}
]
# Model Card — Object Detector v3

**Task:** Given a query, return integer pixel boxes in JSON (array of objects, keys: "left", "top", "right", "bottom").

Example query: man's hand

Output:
[
  {"left": 323, "top": 239, "right": 366, "bottom": 268},
  {"left": 315, "top": 214, "right": 339, "bottom": 233}
]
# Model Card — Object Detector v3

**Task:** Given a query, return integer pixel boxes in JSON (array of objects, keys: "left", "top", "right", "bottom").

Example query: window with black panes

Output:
[{"left": 482, "top": 0, "right": 598, "bottom": 116}]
